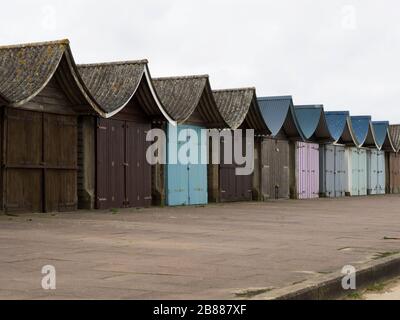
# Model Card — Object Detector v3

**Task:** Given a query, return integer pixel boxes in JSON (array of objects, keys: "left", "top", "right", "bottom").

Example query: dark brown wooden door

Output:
[
  {"left": 44, "top": 114, "right": 78, "bottom": 212},
  {"left": 96, "top": 118, "right": 125, "bottom": 209},
  {"left": 3, "top": 109, "right": 78, "bottom": 213},
  {"left": 125, "top": 122, "right": 152, "bottom": 207},
  {"left": 96, "top": 119, "right": 151, "bottom": 209},
  {"left": 219, "top": 133, "right": 253, "bottom": 202}
]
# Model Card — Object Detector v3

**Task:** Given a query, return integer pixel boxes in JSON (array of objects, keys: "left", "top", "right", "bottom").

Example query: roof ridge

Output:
[
  {"left": 78, "top": 59, "right": 148, "bottom": 68},
  {"left": 295, "top": 104, "right": 323, "bottom": 109},
  {"left": 351, "top": 115, "right": 372, "bottom": 119},
  {"left": 325, "top": 111, "right": 350, "bottom": 114},
  {"left": 0, "top": 39, "right": 70, "bottom": 50},
  {"left": 213, "top": 87, "right": 256, "bottom": 93},
  {"left": 258, "top": 95, "right": 293, "bottom": 101},
  {"left": 153, "top": 74, "right": 209, "bottom": 81},
  {"left": 372, "top": 120, "right": 389, "bottom": 124}
]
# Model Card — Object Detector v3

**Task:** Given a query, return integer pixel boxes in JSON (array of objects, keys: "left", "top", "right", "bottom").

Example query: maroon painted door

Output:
[
  {"left": 96, "top": 118, "right": 151, "bottom": 209},
  {"left": 96, "top": 118, "right": 125, "bottom": 209},
  {"left": 125, "top": 121, "right": 152, "bottom": 207}
]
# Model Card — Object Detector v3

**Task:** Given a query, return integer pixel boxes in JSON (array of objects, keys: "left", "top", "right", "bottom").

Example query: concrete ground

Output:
[{"left": 1, "top": 195, "right": 400, "bottom": 300}]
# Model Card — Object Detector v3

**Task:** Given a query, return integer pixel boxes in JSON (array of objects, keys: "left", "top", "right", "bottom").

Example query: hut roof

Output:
[
  {"left": 372, "top": 121, "right": 395, "bottom": 151},
  {"left": 213, "top": 87, "right": 270, "bottom": 133},
  {"left": 325, "top": 111, "right": 350, "bottom": 143},
  {"left": 294, "top": 105, "right": 334, "bottom": 142},
  {"left": 389, "top": 125, "right": 400, "bottom": 152},
  {"left": 78, "top": 61, "right": 174, "bottom": 122},
  {"left": 153, "top": 75, "right": 226, "bottom": 127},
  {"left": 0, "top": 39, "right": 102, "bottom": 115},
  {"left": 257, "top": 96, "right": 301, "bottom": 138},
  {"left": 349, "top": 116, "right": 375, "bottom": 147}
]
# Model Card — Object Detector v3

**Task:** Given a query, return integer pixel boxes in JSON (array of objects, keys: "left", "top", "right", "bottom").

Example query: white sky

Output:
[{"left": 1, "top": 0, "right": 399, "bottom": 122}]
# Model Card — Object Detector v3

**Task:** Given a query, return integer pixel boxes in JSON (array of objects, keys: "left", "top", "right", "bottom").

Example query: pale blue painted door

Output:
[{"left": 166, "top": 124, "right": 208, "bottom": 206}]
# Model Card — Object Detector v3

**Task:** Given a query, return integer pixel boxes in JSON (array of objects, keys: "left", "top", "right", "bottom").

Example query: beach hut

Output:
[
  {"left": 367, "top": 121, "right": 395, "bottom": 195},
  {"left": 256, "top": 96, "right": 302, "bottom": 200},
  {"left": 77, "top": 60, "right": 174, "bottom": 210},
  {"left": 0, "top": 40, "right": 103, "bottom": 213},
  {"left": 387, "top": 125, "right": 400, "bottom": 193},
  {"left": 320, "top": 112, "right": 350, "bottom": 198},
  {"left": 345, "top": 116, "right": 374, "bottom": 196},
  {"left": 212, "top": 88, "right": 270, "bottom": 202},
  {"left": 153, "top": 75, "right": 226, "bottom": 206},
  {"left": 291, "top": 105, "right": 333, "bottom": 199}
]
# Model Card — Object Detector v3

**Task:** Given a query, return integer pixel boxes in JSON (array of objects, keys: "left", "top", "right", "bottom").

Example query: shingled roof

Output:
[
  {"left": 78, "top": 61, "right": 174, "bottom": 122},
  {"left": 0, "top": 39, "right": 103, "bottom": 114},
  {"left": 153, "top": 75, "right": 226, "bottom": 127},
  {"left": 213, "top": 88, "right": 269, "bottom": 133}
]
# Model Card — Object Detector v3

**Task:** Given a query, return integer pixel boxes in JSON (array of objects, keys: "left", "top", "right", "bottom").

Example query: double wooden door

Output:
[
  {"left": 3, "top": 109, "right": 77, "bottom": 213},
  {"left": 96, "top": 118, "right": 151, "bottom": 209}
]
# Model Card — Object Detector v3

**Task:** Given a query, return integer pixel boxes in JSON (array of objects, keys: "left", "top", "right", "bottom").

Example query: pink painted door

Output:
[
  {"left": 297, "top": 142, "right": 319, "bottom": 199},
  {"left": 297, "top": 142, "right": 308, "bottom": 199}
]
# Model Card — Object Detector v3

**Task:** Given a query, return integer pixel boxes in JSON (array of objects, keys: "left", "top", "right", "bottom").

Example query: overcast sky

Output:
[{"left": 1, "top": 0, "right": 399, "bottom": 122}]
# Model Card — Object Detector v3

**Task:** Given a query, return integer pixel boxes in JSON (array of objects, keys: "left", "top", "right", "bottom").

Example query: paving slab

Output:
[{"left": 1, "top": 196, "right": 400, "bottom": 299}]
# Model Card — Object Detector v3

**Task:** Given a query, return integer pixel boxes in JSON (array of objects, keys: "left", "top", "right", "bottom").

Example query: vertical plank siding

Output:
[
  {"left": 166, "top": 124, "right": 208, "bottom": 206},
  {"left": 320, "top": 144, "right": 347, "bottom": 198},
  {"left": 260, "top": 138, "right": 289, "bottom": 200},
  {"left": 2, "top": 109, "right": 78, "bottom": 213},
  {"left": 367, "top": 149, "right": 386, "bottom": 195},
  {"left": 293, "top": 141, "right": 319, "bottom": 200},
  {"left": 388, "top": 152, "right": 400, "bottom": 194},
  {"left": 346, "top": 147, "right": 368, "bottom": 196},
  {"left": 95, "top": 118, "right": 152, "bottom": 210},
  {"left": 219, "top": 132, "right": 253, "bottom": 202}
]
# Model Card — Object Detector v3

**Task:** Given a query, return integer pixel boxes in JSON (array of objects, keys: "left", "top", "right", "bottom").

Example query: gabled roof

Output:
[
  {"left": 0, "top": 39, "right": 103, "bottom": 115},
  {"left": 257, "top": 96, "right": 301, "bottom": 138},
  {"left": 294, "top": 105, "right": 333, "bottom": 142},
  {"left": 78, "top": 61, "right": 174, "bottom": 122},
  {"left": 153, "top": 75, "right": 226, "bottom": 127},
  {"left": 389, "top": 125, "right": 400, "bottom": 152},
  {"left": 325, "top": 111, "right": 350, "bottom": 143},
  {"left": 213, "top": 87, "right": 270, "bottom": 133},
  {"left": 349, "top": 116, "right": 375, "bottom": 147},
  {"left": 372, "top": 121, "right": 395, "bottom": 151}
]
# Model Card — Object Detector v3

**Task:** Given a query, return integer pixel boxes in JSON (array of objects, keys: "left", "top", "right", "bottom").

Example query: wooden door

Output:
[{"left": 44, "top": 114, "right": 78, "bottom": 212}]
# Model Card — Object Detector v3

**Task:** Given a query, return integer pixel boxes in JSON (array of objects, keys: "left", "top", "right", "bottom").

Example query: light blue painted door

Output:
[
  {"left": 334, "top": 145, "right": 346, "bottom": 197},
  {"left": 359, "top": 149, "right": 368, "bottom": 196},
  {"left": 188, "top": 126, "right": 208, "bottom": 205},
  {"left": 166, "top": 124, "right": 208, "bottom": 206},
  {"left": 368, "top": 150, "right": 378, "bottom": 195},
  {"left": 166, "top": 124, "right": 189, "bottom": 206}
]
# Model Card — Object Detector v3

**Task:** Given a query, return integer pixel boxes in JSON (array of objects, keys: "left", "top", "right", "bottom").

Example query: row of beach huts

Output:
[{"left": 0, "top": 39, "right": 399, "bottom": 213}]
